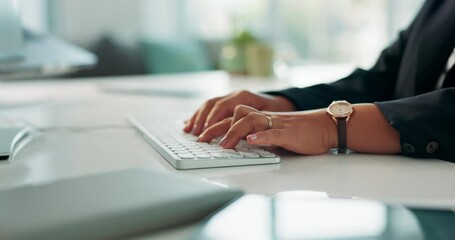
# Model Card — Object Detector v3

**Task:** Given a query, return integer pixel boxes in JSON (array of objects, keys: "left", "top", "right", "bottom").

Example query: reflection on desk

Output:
[
  {"left": 411, "top": 208, "right": 455, "bottom": 240},
  {"left": 192, "top": 192, "right": 455, "bottom": 240}
]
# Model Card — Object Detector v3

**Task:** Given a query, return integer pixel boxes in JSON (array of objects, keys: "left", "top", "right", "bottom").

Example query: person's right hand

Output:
[{"left": 183, "top": 90, "right": 296, "bottom": 136}]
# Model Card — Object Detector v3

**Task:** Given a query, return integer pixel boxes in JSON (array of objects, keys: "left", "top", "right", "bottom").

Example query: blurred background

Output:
[{"left": 15, "top": 0, "right": 424, "bottom": 81}]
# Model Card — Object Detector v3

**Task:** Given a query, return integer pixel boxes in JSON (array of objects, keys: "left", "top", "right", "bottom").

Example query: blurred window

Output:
[{"left": 184, "top": 0, "right": 424, "bottom": 67}]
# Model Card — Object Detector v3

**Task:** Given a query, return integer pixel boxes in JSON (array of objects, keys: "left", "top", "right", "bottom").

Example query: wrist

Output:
[
  {"left": 313, "top": 109, "right": 338, "bottom": 150},
  {"left": 272, "top": 96, "right": 296, "bottom": 112},
  {"left": 326, "top": 101, "right": 354, "bottom": 153}
]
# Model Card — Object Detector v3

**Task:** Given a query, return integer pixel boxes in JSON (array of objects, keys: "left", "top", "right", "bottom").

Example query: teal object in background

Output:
[{"left": 140, "top": 39, "right": 213, "bottom": 74}]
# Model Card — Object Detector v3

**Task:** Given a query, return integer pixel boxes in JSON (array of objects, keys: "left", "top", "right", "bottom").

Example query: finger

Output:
[
  {"left": 204, "top": 98, "right": 237, "bottom": 128},
  {"left": 246, "top": 129, "right": 283, "bottom": 146},
  {"left": 192, "top": 97, "right": 221, "bottom": 136},
  {"left": 183, "top": 112, "right": 198, "bottom": 133},
  {"left": 197, "top": 118, "right": 232, "bottom": 143},
  {"left": 232, "top": 105, "right": 260, "bottom": 125},
  {"left": 220, "top": 112, "right": 270, "bottom": 149},
  {"left": 204, "top": 90, "right": 267, "bottom": 127}
]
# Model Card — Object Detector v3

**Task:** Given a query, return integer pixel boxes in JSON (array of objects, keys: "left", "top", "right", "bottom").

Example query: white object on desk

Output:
[
  {"left": 0, "top": 169, "right": 242, "bottom": 240},
  {"left": 128, "top": 116, "right": 280, "bottom": 169}
]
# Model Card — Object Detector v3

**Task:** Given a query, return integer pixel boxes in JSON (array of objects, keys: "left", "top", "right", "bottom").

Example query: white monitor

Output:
[{"left": 0, "top": 0, "right": 97, "bottom": 80}]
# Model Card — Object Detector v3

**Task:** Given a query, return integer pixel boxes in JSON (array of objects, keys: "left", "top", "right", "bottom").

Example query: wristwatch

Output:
[{"left": 326, "top": 100, "right": 354, "bottom": 153}]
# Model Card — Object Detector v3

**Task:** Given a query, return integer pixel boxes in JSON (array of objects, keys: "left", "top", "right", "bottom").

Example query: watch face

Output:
[{"left": 327, "top": 101, "right": 353, "bottom": 117}]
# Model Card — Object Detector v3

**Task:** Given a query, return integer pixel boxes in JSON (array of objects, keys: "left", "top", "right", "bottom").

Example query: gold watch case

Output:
[{"left": 327, "top": 100, "right": 354, "bottom": 120}]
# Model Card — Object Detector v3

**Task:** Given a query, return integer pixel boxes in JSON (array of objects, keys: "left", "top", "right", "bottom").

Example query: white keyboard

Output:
[{"left": 129, "top": 117, "right": 280, "bottom": 169}]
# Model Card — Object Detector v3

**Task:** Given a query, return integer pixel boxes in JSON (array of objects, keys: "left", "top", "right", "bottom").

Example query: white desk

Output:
[{"left": 1, "top": 72, "right": 455, "bottom": 238}]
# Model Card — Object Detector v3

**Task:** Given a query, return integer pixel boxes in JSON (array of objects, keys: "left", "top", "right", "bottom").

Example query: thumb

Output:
[{"left": 246, "top": 130, "right": 282, "bottom": 146}]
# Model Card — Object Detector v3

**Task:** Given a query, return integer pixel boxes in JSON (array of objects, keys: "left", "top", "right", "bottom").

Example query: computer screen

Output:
[
  {"left": 0, "top": 0, "right": 25, "bottom": 64},
  {"left": 0, "top": 0, "right": 97, "bottom": 80}
]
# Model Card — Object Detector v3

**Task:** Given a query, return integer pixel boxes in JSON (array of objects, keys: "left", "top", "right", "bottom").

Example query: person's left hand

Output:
[{"left": 197, "top": 105, "right": 337, "bottom": 155}]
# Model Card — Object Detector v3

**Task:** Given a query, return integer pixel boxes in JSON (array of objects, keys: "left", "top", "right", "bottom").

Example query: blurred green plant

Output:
[{"left": 231, "top": 31, "right": 257, "bottom": 46}]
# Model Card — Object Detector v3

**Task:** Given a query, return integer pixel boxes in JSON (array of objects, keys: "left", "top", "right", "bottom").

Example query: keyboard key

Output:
[
  {"left": 227, "top": 152, "right": 243, "bottom": 158},
  {"left": 258, "top": 152, "right": 275, "bottom": 158},
  {"left": 204, "top": 149, "right": 220, "bottom": 153},
  {"left": 210, "top": 153, "right": 227, "bottom": 158},
  {"left": 185, "top": 146, "right": 200, "bottom": 150},
  {"left": 170, "top": 147, "right": 186, "bottom": 151},
  {"left": 222, "top": 149, "right": 237, "bottom": 153},
  {"left": 173, "top": 150, "right": 188, "bottom": 154},
  {"left": 166, "top": 144, "right": 181, "bottom": 148},
  {"left": 190, "top": 151, "right": 207, "bottom": 155},
  {"left": 177, "top": 154, "right": 195, "bottom": 159},
  {"left": 239, "top": 151, "right": 260, "bottom": 158}
]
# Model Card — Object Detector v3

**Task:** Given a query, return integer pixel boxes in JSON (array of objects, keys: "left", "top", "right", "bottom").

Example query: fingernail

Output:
[
  {"left": 197, "top": 134, "right": 204, "bottom": 142},
  {"left": 247, "top": 134, "right": 258, "bottom": 142},
  {"left": 219, "top": 136, "right": 227, "bottom": 147},
  {"left": 183, "top": 123, "right": 190, "bottom": 130}
]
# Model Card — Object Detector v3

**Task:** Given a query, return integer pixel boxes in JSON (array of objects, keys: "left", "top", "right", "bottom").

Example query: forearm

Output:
[{"left": 340, "top": 103, "right": 401, "bottom": 154}]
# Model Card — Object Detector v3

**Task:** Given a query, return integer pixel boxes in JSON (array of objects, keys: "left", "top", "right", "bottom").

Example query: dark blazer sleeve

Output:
[
  {"left": 266, "top": 25, "right": 411, "bottom": 110},
  {"left": 376, "top": 88, "right": 455, "bottom": 162}
]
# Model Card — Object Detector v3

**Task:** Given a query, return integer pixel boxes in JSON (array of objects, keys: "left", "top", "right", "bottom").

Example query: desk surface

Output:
[{"left": 1, "top": 72, "right": 455, "bottom": 238}]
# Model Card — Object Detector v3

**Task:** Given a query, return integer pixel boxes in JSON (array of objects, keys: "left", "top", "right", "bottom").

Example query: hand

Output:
[
  {"left": 183, "top": 90, "right": 296, "bottom": 136},
  {"left": 198, "top": 105, "right": 337, "bottom": 155}
]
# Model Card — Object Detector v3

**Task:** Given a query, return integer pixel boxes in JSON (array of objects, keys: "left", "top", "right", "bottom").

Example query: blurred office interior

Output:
[{"left": 15, "top": 0, "right": 424, "bottom": 81}]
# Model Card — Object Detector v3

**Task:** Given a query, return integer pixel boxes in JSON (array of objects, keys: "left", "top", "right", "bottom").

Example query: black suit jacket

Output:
[{"left": 268, "top": 0, "right": 455, "bottom": 162}]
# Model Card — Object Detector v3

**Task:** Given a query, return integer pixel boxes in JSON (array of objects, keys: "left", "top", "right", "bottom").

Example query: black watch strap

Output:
[{"left": 336, "top": 117, "right": 347, "bottom": 153}]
